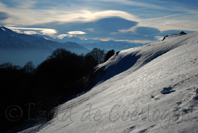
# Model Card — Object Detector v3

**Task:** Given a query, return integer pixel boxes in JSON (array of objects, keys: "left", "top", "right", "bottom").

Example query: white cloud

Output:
[
  {"left": 154, "top": 36, "right": 163, "bottom": 41},
  {"left": 118, "top": 12, "right": 198, "bottom": 33},
  {"left": 80, "top": 10, "right": 138, "bottom": 22},
  {"left": 96, "top": 0, "right": 165, "bottom": 10},
  {"left": 1, "top": 0, "right": 198, "bottom": 40},
  {"left": 98, "top": 0, "right": 198, "bottom": 13},
  {"left": 139, "top": 12, "right": 198, "bottom": 32},
  {"left": 7, "top": 26, "right": 57, "bottom": 35},
  {"left": 24, "top": 31, "right": 38, "bottom": 35},
  {"left": 118, "top": 26, "right": 138, "bottom": 33},
  {"left": 0, "top": 0, "right": 139, "bottom": 26},
  {"left": 68, "top": 31, "right": 86, "bottom": 35},
  {"left": 40, "top": 29, "right": 57, "bottom": 35}
]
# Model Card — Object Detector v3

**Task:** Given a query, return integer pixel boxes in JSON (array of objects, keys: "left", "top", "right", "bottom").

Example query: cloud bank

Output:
[{"left": 1, "top": 0, "right": 198, "bottom": 42}]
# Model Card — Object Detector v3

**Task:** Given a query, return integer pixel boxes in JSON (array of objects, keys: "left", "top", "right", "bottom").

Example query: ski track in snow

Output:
[{"left": 19, "top": 32, "right": 198, "bottom": 133}]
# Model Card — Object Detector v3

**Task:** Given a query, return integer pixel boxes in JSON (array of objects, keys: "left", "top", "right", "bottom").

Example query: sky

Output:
[{"left": 0, "top": 0, "right": 198, "bottom": 43}]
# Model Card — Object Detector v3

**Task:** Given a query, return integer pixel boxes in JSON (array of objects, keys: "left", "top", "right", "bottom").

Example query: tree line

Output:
[{"left": 0, "top": 48, "right": 115, "bottom": 132}]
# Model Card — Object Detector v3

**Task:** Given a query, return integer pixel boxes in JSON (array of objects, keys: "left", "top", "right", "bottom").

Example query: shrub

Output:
[{"left": 104, "top": 49, "right": 115, "bottom": 62}]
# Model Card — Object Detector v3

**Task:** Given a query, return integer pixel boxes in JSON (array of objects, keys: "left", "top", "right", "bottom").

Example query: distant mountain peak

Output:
[
  {"left": 1, "top": 27, "right": 6, "bottom": 31},
  {"left": 1, "top": 26, "right": 13, "bottom": 32}
]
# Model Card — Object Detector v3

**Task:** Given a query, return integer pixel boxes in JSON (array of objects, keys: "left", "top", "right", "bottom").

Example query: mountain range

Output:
[
  {"left": 36, "top": 34, "right": 144, "bottom": 52},
  {"left": 0, "top": 26, "right": 89, "bottom": 52},
  {"left": 0, "top": 26, "right": 89, "bottom": 66},
  {"left": 0, "top": 26, "right": 143, "bottom": 66}
]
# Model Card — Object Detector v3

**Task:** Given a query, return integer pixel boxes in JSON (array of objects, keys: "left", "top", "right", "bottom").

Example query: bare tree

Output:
[
  {"left": 86, "top": 48, "right": 105, "bottom": 64},
  {"left": 23, "top": 61, "right": 35, "bottom": 73}
]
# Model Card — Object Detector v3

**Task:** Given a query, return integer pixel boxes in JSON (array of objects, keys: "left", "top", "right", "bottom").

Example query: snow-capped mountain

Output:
[
  {"left": 36, "top": 34, "right": 144, "bottom": 51},
  {"left": 0, "top": 26, "right": 31, "bottom": 48},
  {"left": 44, "top": 35, "right": 84, "bottom": 43},
  {"left": 0, "top": 26, "right": 89, "bottom": 66},
  {"left": 19, "top": 32, "right": 198, "bottom": 133},
  {"left": 0, "top": 26, "right": 89, "bottom": 51},
  {"left": 38, "top": 34, "right": 100, "bottom": 44}
]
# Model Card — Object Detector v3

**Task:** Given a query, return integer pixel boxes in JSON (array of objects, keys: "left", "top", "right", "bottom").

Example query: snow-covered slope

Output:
[{"left": 20, "top": 32, "right": 198, "bottom": 133}]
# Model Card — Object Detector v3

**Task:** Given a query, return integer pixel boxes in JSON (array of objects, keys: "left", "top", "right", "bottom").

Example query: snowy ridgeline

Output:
[{"left": 20, "top": 32, "right": 198, "bottom": 133}]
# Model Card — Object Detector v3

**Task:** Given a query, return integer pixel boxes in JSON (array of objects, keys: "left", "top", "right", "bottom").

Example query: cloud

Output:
[
  {"left": 2, "top": 0, "right": 198, "bottom": 42},
  {"left": 13, "top": 17, "right": 161, "bottom": 42},
  {"left": 133, "top": 27, "right": 161, "bottom": 35},
  {"left": 2, "top": 0, "right": 198, "bottom": 33},
  {"left": 68, "top": 31, "right": 86, "bottom": 35},
  {"left": 84, "top": 17, "right": 137, "bottom": 35},
  {"left": 154, "top": 36, "right": 163, "bottom": 41},
  {"left": 1, "top": 0, "right": 139, "bottom": 27},
  {"left": 24, "top": 31, "right": 38, "bottom": 35},
  {"left": 25, "top": 17, "right": 138, "bottom": 37},
  {"left": 7, "top": 26, "right": 57, "bottom": 35},
  {"left": 107, "top": 29, "right": 160, "bottom": 41},
  {"left": 139, "top": 12, "right": 198, "bottom": 32},
  {"left": 0, "top": 0, "right": 37, "bottom": 8},
  {"left": 79, "top": 17, "right": 138, "bottom": 39},
  {"left": 114, "top": 26, "right": 161, "bottom": 41},
  {"left": 96, "top": 0, "right": 165, "bottom": 10},
  {"left": 40, "top": 29, "right": 57, "bottom": 35},
  {"left": 0, "top": 11, "right": 10, "bottom": 20},
  {"left": 90, "top": 17, "right": 138, "bottom": 32},
  {"left": 99, "top": 0, "right": 198, "bottom": 13}
]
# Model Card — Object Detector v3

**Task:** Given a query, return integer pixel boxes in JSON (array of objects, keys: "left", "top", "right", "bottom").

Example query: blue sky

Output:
[{"left": 0, "top": 0, "right": 198, "bottom": 43}]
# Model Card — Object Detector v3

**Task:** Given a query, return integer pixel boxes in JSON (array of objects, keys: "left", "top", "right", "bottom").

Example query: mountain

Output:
[
  {"left": 0, "top": 26, "right": 89, "bottom": 52},
  {"left": 0, "top": 26, "right": 89, "bottom": 66},
  {"left": 19, "top": 32, "right": 198, "bottom": 133},
  {"left": 38, "top": 34, "right": 101, "bottom": 44},
  {"left": 36, "top": 34, "right": 144, "bottom": 51},
  {"left": 0, "top": 26, "right": 31, "bottom": 48},
  {"left": 44, "top": 35, "right": 84, "bottom": 43}
]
